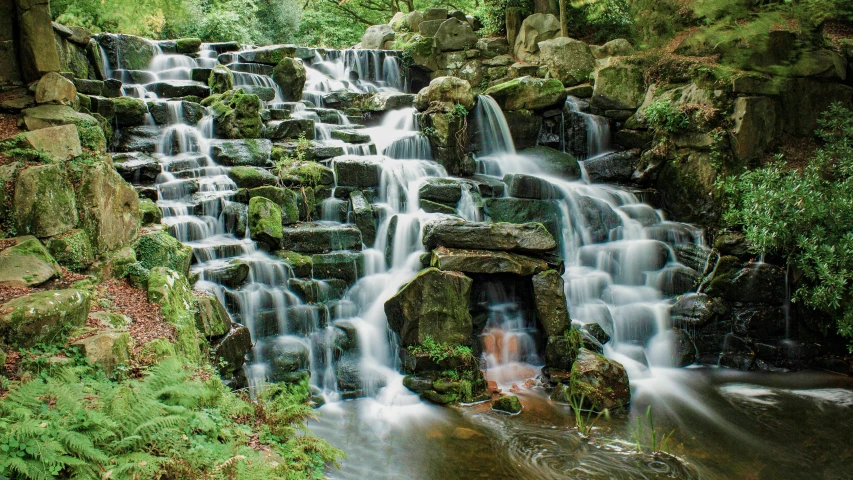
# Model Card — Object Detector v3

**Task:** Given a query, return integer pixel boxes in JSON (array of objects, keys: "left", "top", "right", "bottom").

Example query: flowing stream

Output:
[{"left": 108, "top": 39, "right": 853, "bottom": 479}]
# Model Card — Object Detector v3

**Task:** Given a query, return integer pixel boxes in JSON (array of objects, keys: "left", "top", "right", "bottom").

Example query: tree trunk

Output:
[{"left": 559, "top": 0, "right": 567, "bottom": 37}]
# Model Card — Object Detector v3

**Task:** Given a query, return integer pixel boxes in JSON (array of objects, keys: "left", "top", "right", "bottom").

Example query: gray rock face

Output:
[
  {"left": 532, "top": 270, "right": 570, "bottom": 337},
  {"left": 423, "top": 219, "right": 557, "bottom": 253},
  {"left": 537, "top": 37, "right": 596, "bottom": 86},
  {"left": 670, "top": 293, "right": 727, "bottom": 328},
  {"left": 429, "top": 246, "right": 548, "bottom": 275},
  {"left": 332, "top": 155, "right": 382, "bottom": 188},
  {"left": 350, "top": 190, "right": 376, "bottom": 246},
  {"left": 582, "top": 150, "right": 640, "bottom": 184},
  {"left": 148, "top": 81, "right": 210, "bottom": 99},
  {"left": 434, "top": 18, "right": 478, "bottom": 52},
  {"left": 364, "top": 92, "right": 416, "bottom": 111},
  {"left": 418, "top": 177, "right": 466, "bottom": 204},
  {"left": 361, "top": 24, "right": 395, "bottom": 49},
  {"left": 503, "top": 173, "right": 562, "bottom": 200},
  {"left": 280, "top": 223, "right": 363, "bottom": 254},
  {"left": 211, "top": 139, "right": 273, "bottom": 167},
  {"left": 513, "top": 13, "right": 561, "bottom": 63}
]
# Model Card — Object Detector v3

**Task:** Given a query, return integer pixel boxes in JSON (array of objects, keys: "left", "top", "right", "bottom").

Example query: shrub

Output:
[
  {"left": 722, "top": 103, "right": 853, "bottom": 345},
  {"left": 644, "top": 98, "right": 690, "bottom": 134}
]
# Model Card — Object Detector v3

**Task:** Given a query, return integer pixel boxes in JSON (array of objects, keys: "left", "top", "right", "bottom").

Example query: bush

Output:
[
  {"left": 0, "top": 358, "right": 343, "bottom": 479},
  {"left": 643, "top": 98, "right": 690, "bottom": 134},
  {"left": 722, "top": 103, "right": 853, "bottom": 345}
]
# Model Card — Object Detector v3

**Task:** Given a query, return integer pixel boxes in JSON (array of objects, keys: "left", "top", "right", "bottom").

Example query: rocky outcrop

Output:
[
  {"left": 272, "top": 58, "right": 306, "bottom": 101},
  {"left": 570, "top": 348, "right": 630, "bottom": 411},
  {"left": 537, "top": 37, "right": 595, "bottom": 86},
  {"left": 75, "top": 160, "right": 141, "bottom": 255},
  {"left": 16, "top": 0, "right": 61, "bottom": 81},
  {"left": 513, "top": 13, "right": 560, "bottom": 63},
  {"left": 484, "top": 77, "right": 566, "bottom": 111},
  {"left": 13, "top": 164, "right": 78, "bottom": 238}
]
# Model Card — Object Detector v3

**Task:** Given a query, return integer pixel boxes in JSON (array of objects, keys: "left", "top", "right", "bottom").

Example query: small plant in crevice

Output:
[
  {"left": 630, "top": 406, "right": 676, "bottom": 454},
  {"left": 408, "top": 335, "right": 476, "bottom": 367},
  {"left": 644, "top": 98, "right": 690, "bottom": 134},
  {"left": 568, "top": 393, "right": 610, "bottom": 436}
]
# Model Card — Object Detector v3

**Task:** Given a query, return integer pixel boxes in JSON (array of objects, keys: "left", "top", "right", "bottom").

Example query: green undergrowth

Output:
[
  {"left": 0, "top": 358, "right": 343, "bottom": 479},
  {"left": 408, "top": 336, "right": 476, "bottom": 367}
]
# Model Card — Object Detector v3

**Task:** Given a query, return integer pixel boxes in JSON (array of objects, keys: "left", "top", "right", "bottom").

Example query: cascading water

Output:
[{"left": 106, "top": 38, "right": 853, "bottom": 479}]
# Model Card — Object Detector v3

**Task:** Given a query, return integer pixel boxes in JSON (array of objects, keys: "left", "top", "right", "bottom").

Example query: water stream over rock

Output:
[{"left": 104, "top": 37, "right": 853, "bottom": 479}]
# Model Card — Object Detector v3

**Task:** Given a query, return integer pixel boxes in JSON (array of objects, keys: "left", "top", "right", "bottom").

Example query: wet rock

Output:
[
  {"left": 434, "top": 18, "right": 478, "bottom": 52},
  {"left": 708, "top": 262, "right": 786, "bottom": 305},
  {"left": 364, "top": 92, "right": 415, "bottom": 111},
  {"left": 492, "top": 395, "right": 523, "bottom": 413},
  {"left": 14, "top": 164, "right": 78, "bottom": 238},
  {"left": 485, "top": 76, "right": 567, "bottom": 111},
  {"left": 583, "top": 150, "right": 640, "bottom": 184},
  {"left": 211, "top": 139, "right": 273, "bottom": 167},
  {"left": 133, "top": 231, "right": 193, "bottom": 278},
  {"left": 228, "top": 166, "right": 277, "bottom": 188},
  {"left": 350, "top": 190, "right": 376, "bottom": 246},
  {"left": 403, "top": 375, "right": 434, "bottom": 392},
  {"left": 71, "top": 329, "right": 131, "bottom": 377},
  {"left": 248, "top": 196, "right": 283, "bottom": 249},
  {"left": 571, "top": 348, "right": 630, "bottom": 411},
  {"left": 423, "top": 218, "right": 557, "bottom": 253},
  {"left": 112, "top": 97, "right": 148, "bottom": 127},
  {"left": 503, "top": 173, "right": 562, "bottom": 199},
  {"left": 149, "top": 81, "right": 210, "bottom": 99},
  {"left": 274, "top": 156, "right": 336, "bottom": 185},
  {"left": 208, "top": 64, "right": 234, "bottom": 94},
  {"left": 213, "top": 325, "right": 252, "bottom": 378},
  {"left": 576, "top": 195, "right": 620, "bottom": 243},
  {"left": 312, "top": 251, "right": 365, "bottom": 285},
  {"left": 414, "top": 76, "right": 475, "bottom": 111},
  {"left": 385, "top": 267, "right": 473, "bottom": 347},
  {"left": 0, "top": 236, "right": 62, "bottom": 287},
  {"left": 222, "top": 201, "right": 248, "bottom": 237},
  {"left": 113, "top": 152, "right": 161, "bottom": 184},
  {"left": 484, "top": 197, "right": 560, "bottom": 239},
  {"left": 0, "top": 289, "right": 90, "bottom": 348},
  {"left": 195, "top": 296, "right": 232, "bottom": 338},
  {"left": 272, "top": 57, "right": 306, "bottom": 102},
  {"left": 518, "top": 146, "right": 581, "bottom": 180},
  {"left": 330, "top": 129, "right": 370, "bottom": 143},
  {"left": 532, "top": 270, "right": 570, "bottom": 337},
  {"left": 429, "top": 246, "right": 548, "bottom": 275},
  {"left": 96, "top": 33, "right": 156, "bottom": 71},
  {"left": 538, "top": 37, "right": 595, "bottom": 86},
  {"left": 45, "top": 229, "right": 95, "bottom": 273},
  {"left": 332, "top": 155, "right": 382, "bottom": 187},
  {"left": 513, "top": 13, "right": 561, "bottom": 63},
  {"left": 280, "top": 224, "right": 363, "bottom": 254},
  {"left": 115, "top": 126, "right": 160, "bottom": 153},
  {"left": 419, "top": 177, "right": 466, "bottom": 203},
  {"left": 670, "top": 328, "right": 697, "bottom": 367},
  {"left": 239, "top": 45, "right": 296, "bottom": 65},
  {"left": 204, "top": 90, "right": 263, "bottom": 139}
]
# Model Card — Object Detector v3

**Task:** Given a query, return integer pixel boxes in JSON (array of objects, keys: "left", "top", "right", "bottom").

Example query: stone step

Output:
[{"left": 280, "top": 223, "right": 363, "bottom": 254}]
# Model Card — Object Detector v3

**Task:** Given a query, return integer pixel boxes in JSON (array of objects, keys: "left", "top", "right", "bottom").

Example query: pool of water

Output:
[{"left": 310, "top": 367, "right": 853, "bottom": 479}]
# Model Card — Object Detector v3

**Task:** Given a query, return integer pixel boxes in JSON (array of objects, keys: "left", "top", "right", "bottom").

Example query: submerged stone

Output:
[{"left": 492, "top": 395, "right": 523, "bottom": 413}]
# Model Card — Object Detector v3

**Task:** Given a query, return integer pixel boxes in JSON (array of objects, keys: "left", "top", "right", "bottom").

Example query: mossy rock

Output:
[
  {"left": 138, "top": 198, "right": 162, "bottom": 225},
  {"left": 247, "top": 186, "right": 299, "bottom": 224},
  {"left": 275, "top": 250, "right": 313, "bottom": 277},
  {"left": 229, "top": 166, "right": 277, "bottom": 189},
  {"left": 209, "top": 64, "right": 234, "bottom": 95},
  {"left": 75, "top": 160, "right": 141, "bottom": 255},
  {"left": 0, "top": 289, "right": 90, "bottom": 348},
  {"left": 248, "top": 196, "right": 283, "bottom": 249},
  {"left": 112, "top": 97, "right": 148, "bottom": 127},
  {"left": 570, "top": 348, "right": 630, "bottom": 412},
  {"left": 194, "top": 296, "right": 232, "bottom": 338},
  {"left": 275, "top": 159, "right": 335, "bottom": 187},
  {"left": 71, "top": 329, "right": 132, "bottom": 377},
  {"left": 203, "top": 90, "right": 263, "bottom": 139},
  {"left": 132, "top": 231, "right": 193, "bottom": 279},
  {"left": 147, "top": 267, "right": 202, "bottom": 363},
  {"left": 0, "top": 236, "right": 62, "bottom": 287},
  {"left": 272, "top": 57, "right": 307, "bottom": 102},
  {"left": 492, "top": 395, "right": 522, "bottom": 413},
  {"left": 137, "top": 338, "right": 177, "bottom": 364},
  {"left": 175, "top": 38, "right": 202, "bottom": 54},
  {"left": 13, "top": 164, "right": 78, "bottom": 238},
  {"left": 46, "top": 229, "right": 95, "bottom": 272},
  {"left": 484, "top": 76, "right": 566, "bottom": 111}
]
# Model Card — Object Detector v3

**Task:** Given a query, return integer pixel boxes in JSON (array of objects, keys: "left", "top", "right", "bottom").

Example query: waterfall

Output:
[{"left": 564, "top": 96, "right": 611, "bottom": 159}]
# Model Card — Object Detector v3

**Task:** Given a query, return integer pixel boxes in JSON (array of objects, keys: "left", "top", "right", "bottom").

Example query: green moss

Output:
[
  {"left": 10, "top": 237, "right": 59, "bottom": 266},
  {"left": 46, "top": 229, "right": 95, "bottom": 272},
  {"left": 274, "top": 250, "right": 313, "bottom": 277},
  {"left": 493, "top": 395, "right": 523, "bottom": 413},
  {"left": 175, "top": 37, "right": 202, "bottom": 53},
  {"left": 147, "top": 267, "right": 203, "bottom": 363},
  {"left": 132, "top": 231, "right": 192, "bottom": 277},
  {"left": 248, "top": 196, "right": 284, "bottom": 245},
  {"left": 72, "top": 119, "right": 107, "bottom": 152},
  {"left": 137, "top": 338, "right": 176, "bottom": 364}
]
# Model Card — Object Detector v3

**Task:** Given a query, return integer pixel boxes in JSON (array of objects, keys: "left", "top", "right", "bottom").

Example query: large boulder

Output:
[
  {"left": 13, "top": 164, "right": 78, "bottom": 238},
  {"left": 670, "top": 293, "right": 727, "bottom": 329},
  {"left": 71, "top": 330, "right": 132, "bottom": 377},
  {"left": 730, "top": 96, "right": 780, "bottom": 161},
  {"left": 537, "top": 37, "right": 596, "bottom": 86},
  {"left": 0, "top": 236, "right": 62, "bottom": 287},
  {"left": 591, "top": 61, "right": 646, "bottom": 111},
  {"left": 434, "top": 18, "right": 478, "bottom": 52},
  {"left": 513, "top": 13, "right": 561, "bottom": 63},
  {"left": 518, "top": 145, "right": 581, "bottom": 179},
  {"left": 385, "top": 267, "right": 473, "bottom": 347},
  {"left": 422, "top": 219, "right": 557, "bottom": 253},
  {"left": 0, "top": 289, "right": 90, "bottom": 348},
  {"left": 45, "top": 229, "right": 95, "bottom": 272},
  {"left": 208, "top": 64, "right": 234, "bottom": 94},
  {"left": 484, "top": 76, "right": 567, "bottom": 111},
  {"left": 132, "top": 231, "right": 193, "bottom": 278},
  {"left": 428, "top": 246, "right": 548, "bottom": 275},
  {"left": 34, "top": 71, "right": 76, "bottom": 105},
  {"left": 244, "top": 186, "right": 299, "bottom": 224},
  {"left": 415, "top": 76, "right": 475, "bottom": 111},
  {"left": 194, "top": 296, "right": 232, "bottom": 338},
  {"left": 248, "top": 196, "right": 283, "bottom": 249},
  {"left": 272, "top": 58, "right": 306, "bottom": 102},
  {"left": 361, "top": 24, "right": 395, "bottom": 50},
  {"left": 76, "top": 161, "right": 140, "bottom": 254},
  {"left": 583, "top": 150, "right": 640, "bottom": 184},
  {"left": 16, "top": 0, "right": 61, "bottom": 82},
  {"left": 571, "top": 348, "right": 630, "bottom": 411},
  {"left": 532, "top": 270, "right": 570, "bottom": 337}
]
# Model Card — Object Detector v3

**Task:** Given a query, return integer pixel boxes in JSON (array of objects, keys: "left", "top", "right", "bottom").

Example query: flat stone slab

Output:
[
  {"left": 423, "top": 219, "right": 557, "bottom": 253},
  {"left": 429, "top": 246, "right": 548, "bottom": 275}
]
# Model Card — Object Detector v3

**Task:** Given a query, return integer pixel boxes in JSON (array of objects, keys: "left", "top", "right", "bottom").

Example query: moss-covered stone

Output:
[
  {"left": 492, "top": 395, "right": 523, "bottom": 413},
  {"left": 385, "top": 267, "right": 473, "bottom": 347},
  {"left": 208, "top": 64, "right": 234, "bottom": 95},
  {"left": 272, "top": 58, "right": 307, "bottom": 102},
  {"left": 415, "top": 76, "right": 475, "bottom": 111},
  {"left": 0, "top": 289, "right": 90, "bottom": 348},
  {"left": 246, "top": 186, "right": 299, "bottom": 224},
  {"left": 484, "top": 76, "right": 566, "bottom": 111},
  {"left": 570, "top": 348, "right": 630, "bottom": 412},
  {"left": 14, "top": 164, "right": 78, "bottom": 238},
  {"left": 71, "top": 329, "right": 132, "bottom": 377},
  {"left": 175, "top": 37, "right": 202, "bottom": 54},
  {"left": 132, "top": 231, "right": 193, "bottom": 279},
  {"left": 46, "top": 229, "right": 95, "bottom": 272},
  {"left": 112, "top": 97, "right": 148, "bottom": 127},
  {"left": 229, "top": 166, "right": 277, "bottom": 188},
  {"left": 147, "top": 267, "right": 202, "bottom": 362},
  {"left": 0, "top": 236, "right": 62, "bottom": 287},
  {"left": 194, "top": 296, "right": 232, "bottom": 338},
  {"left": 75, "top": 160, "right": 140, "bottom": 255},
  {"left": 137, "top": 338, "right": 176, "bottom": 364},
  {"left": 275, "top": 250, "right": 313, "bottom": 277},
  {"left": 202, "top": 90, "right": 263, "bottom": 139},
  {"left": 248, "top": 196, "right": 283, "bottom": 249},
  {"left": 591, "top": 61, "right": 647, "bottom": 111},
  {"left": 138, "top": 198, "right": 162, "bottom": 225},
  {"left": 532, "top": 270, "right": 570, "bottom": 337}
]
